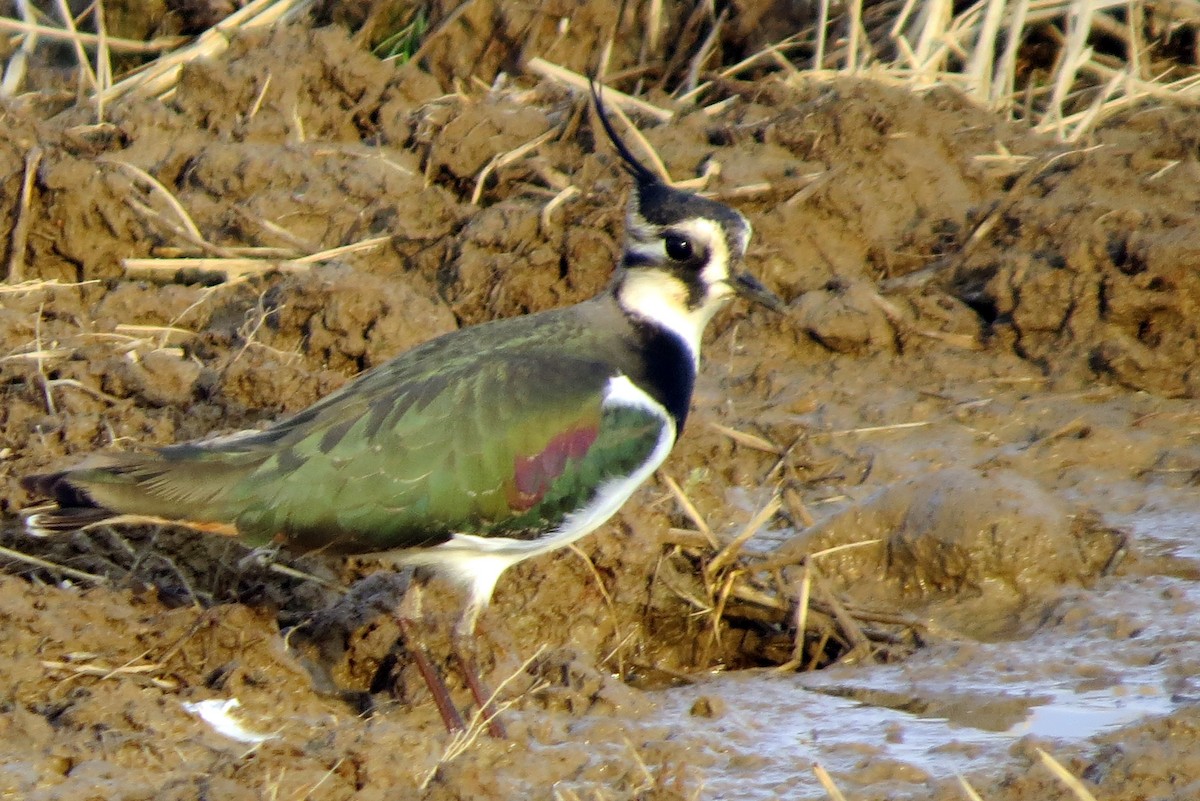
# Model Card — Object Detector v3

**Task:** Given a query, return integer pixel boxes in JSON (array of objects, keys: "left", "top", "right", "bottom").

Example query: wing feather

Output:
[{"left": 26, "top": 302, "right": 670, "bottom": 552}]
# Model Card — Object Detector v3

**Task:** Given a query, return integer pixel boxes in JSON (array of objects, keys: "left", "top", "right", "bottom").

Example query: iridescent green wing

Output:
[{"left": 218, "top": 352, "right": 664, "bottom": 552}]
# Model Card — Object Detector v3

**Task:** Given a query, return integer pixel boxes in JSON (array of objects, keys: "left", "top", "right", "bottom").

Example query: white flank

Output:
[{"left": 393, "top": 375, "right": 675, "bottom": 630}]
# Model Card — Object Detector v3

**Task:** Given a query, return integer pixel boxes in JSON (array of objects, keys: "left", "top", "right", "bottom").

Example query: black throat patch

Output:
[{"left": 632, "top": 321, "right": 697, "bottom": 433}]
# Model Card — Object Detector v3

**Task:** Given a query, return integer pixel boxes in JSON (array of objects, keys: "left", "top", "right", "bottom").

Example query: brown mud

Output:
[{"left": 2, "top": 15, "right": 1200, "bottom": 801}]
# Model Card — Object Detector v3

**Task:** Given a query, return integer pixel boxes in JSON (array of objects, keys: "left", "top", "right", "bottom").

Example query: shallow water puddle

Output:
[
  {"left": 656, "top": 675, "right": 1012, "bottom": 800},
  {"left": 1121, "top": 502, "right": 1200, "bottom": 565},
  {"left": 642, "top": 505, "right": 1200, "bottom": 798},
  {"left": 652, "top": 654, "right": 1177, "bottom": 799},
  {"left": 1007, "top": 685, "right": 1173, "bottom": 738}
]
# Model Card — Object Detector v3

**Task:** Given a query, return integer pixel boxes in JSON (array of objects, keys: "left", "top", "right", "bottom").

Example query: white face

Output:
[{"left": 617, "top": 211, "right": 753, "bottom": 363}]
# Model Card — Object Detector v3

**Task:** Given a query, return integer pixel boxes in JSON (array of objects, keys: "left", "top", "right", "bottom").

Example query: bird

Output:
[{"left": 20, "top": 84, "right": 783, "bottom": 735}]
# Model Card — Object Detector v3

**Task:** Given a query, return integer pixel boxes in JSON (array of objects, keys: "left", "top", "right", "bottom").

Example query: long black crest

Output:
[{"left": 589, "top": 81, "right": 661, "bottom": 187}]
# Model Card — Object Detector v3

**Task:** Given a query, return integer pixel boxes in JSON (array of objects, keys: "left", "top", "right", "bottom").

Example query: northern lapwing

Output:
[{"left": 20, "top": 85, "right": 783, "bottom": 735}]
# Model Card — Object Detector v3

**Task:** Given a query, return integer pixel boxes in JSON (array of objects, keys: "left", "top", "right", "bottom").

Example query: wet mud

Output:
[{"left": 2, "top": 16, "right": 1200, "bottom": 801}]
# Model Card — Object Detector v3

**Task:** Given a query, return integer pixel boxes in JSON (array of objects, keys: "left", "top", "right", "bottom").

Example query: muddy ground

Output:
[{"left": 2, "top": 14, "right": 1200, "bottom": 801}]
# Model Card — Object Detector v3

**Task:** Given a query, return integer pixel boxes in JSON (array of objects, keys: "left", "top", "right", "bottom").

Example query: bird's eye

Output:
[{"left": 664, "top": 233, "right": 694, "bottom": 262}]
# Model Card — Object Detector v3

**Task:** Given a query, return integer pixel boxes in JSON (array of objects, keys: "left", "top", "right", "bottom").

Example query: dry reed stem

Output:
[
  {"left": 809, "top": 539, "right": 885, "bottom": 560},
  {"left": 122, "top": 234, "right": 389, "bottom": 282},
  {"left": 1082, "top": 62, "right": 1200, "bottom": 106},
  {"left": 700, "top": 96, "right": 739, "bottom": 116},
  {"left": 539, "top": 185, "right": 579, "bottom": 231},
  {"left": 98, "top": 0, "right": 309, "bottom": 104},
  {"left": 527, "top": 58, "right": 673, "bottom": 122},
  {"left": 290, "top": 759, "right": 344, "bottom": 799},
  {"left": 815, "top": 0, "right": 830, "bottom": 69},
  {"left": 704, "top": 493, "right": 782, "bottom": 581},
  {"left": 767, "top": 41, "right": 803, "bottom": 81},
  {"left": 993, "top": 0, "right": 1032, "bottom": 105},
  {"left": 1046, "top": 69, "right": 1200, "bottom": 140},
  {"left": 680, "top": 8, "right": 727, "bottom": 96},
  {"left": 700, "top": 568, "right": 738, "bottom": 664},
  {"left": 41, "top": 658, "right": 177, "bottom": 690},
  {"left": 751, "top": 537, "right": 885, "bottom": 576},
  {"left": 0, "top": 348, "right": 73, "bottom": 363},
  {"left": 6, "top": 146, "right": 41, "bottom": 284},
  {"left": 236, "top": 209, "right": 313, "bottom": 251},
  {"left": 646, "top": 0, "right": 664, "bottom": 54},
  {"left": 30, "top": 300, "right": 56, "bottom": 415},
  {"left": 774, "top": 560, "right": 811, "bottom": 672},
  {"left": 908, "top": 0, "right": 954, "bottom": 85},
  {"left": 813, "top": 763, "right": 848, "bottom": 801},
  {"left": 700, "top": 181, "right": 782, "bottom": 200},
  {"left": 102, "top": 158, "right": 205, "bottom": 243},
  {"left": 729, "top": 580, "right": 787, "bottom": 611},
  {"left": 809, "top": 420, "right": 933, "bottom": 438},
  {"left": 677, "top": 33, "right": 805, "bottom": 104},
  {"left": 662, "top": 474, "right": 717, "bottom": 548},
  {"left": 785, "top": 169, "right": 836, "bottom": 207},
  {"left": 661, "top": 569, "right": 713, "bottom": 614},
  {"left": 294, "top": 234, "right": 390, "bottom": 264},
  {"left": 471, "top": 127, "right": 558, "bottom": 205},
  {"left": 889, "top": 0, "right": 920, "bottom": 41},
  {"left": 0, "top": 17, "right": 185, "bottom": 52},
  {"left": 262, "top": 561, "right": 347, "bottom": 593},
  {"left": 151, "top": 245, "right": 293, "bottom": 258},
  {"left": 599, "top": 93, "right": 673, "bottom": 183},
  {"left": 406, "top": 0, "right": 481, "bottom": 66},
  {"left": 51, "top": 0, "right": 98, "bottom": 95},
  {"left": 846, "top": 0, "right": 866, "bottom": 71},
  {"left": 112, "top": 323, "right": 196, "bottom": 344},
  {"left": 783, "top": 486, "right": 815, "bottom": 528},
  {"left": 790, "top": 0, "right": 1197, "bottom": 141},
  {"left": 966, "top": 145, "right": 1104, "bottom": 249},
  {"left": 672, "top": 159, "right": 719, "bottom": 191},
  {"left": 965, "top": 0, "right": 1008, "bottom": 98},
  {"left": 957, "top": 774, "right": 985, "bottom": 801},
  {"left": 127, "top": 198, "right": 232, "bottom": 257},
  {"left": 662, "top": 527, "right": 713, "bottom": 550},
  {"left": 1037, "top": 749, "right": 1099, "bottom": 801},
  {"left": 567, "top": 543, "right": 623, "bottom": 663},
  {"left": 596, "top": 36, "right": 613, "bottom": 84},
  {"left": 620, "top": 736, "right": 657, "bottom": 794},
  {"left": 421, "top": 645, "right": 548, "bottom": 789},
  {"left": 708, "top": 422, "right": 782, "bottom": 454},
  {"left": 1046, "top": 0, "right": 1097, "bottom": 135},
  {"left": 123, "top": 257, "right": 309, "bottom": 280},
  {"left": 0, "top": 543, "right": 108, "bottom": 585},
  {"left": 810, "top": 564, "right": 872, "bottom": 659},
  {"left": 94, "top": 0, "right": 112, "bottom": 119},
  {"left": 1, "top": 0, "right": 36, "bottom": 95}
]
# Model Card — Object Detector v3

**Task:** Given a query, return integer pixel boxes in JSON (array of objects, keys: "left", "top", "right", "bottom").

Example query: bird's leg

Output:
[
  {"left": 395, "top": 579, "right": 466, "bottom": 733},
  {"left": 396, "top": 615, "right": 467, "bottom": 733},
  {"left": 454, "top": 603, "right": 507, "bottom": 739}
]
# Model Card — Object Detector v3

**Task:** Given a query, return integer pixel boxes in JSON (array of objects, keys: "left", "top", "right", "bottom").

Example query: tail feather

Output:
[
  {"left": 20, "top": 449, "right": 264, "bottom": 536},
  {"left": 20, "top": 471, "right": 96, "bottom": 509},
  {"left": 22, "top": 506, "right": 118, "bottom": 536},
  {"left": 21, "top": 467, "right": 125, "bottom": 536}
]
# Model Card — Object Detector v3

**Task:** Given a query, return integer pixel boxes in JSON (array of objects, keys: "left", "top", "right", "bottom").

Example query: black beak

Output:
[{"left": 731, "top": 272, "right": 786, "bottom": 313}]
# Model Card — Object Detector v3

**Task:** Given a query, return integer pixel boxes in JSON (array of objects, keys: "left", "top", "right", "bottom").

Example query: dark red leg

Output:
[
  {"left": 396, "top": 615, "right": 466, "bottom": 733},
  {"left": 455, "top": 643, "right": 507, "bottom": 739}
]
